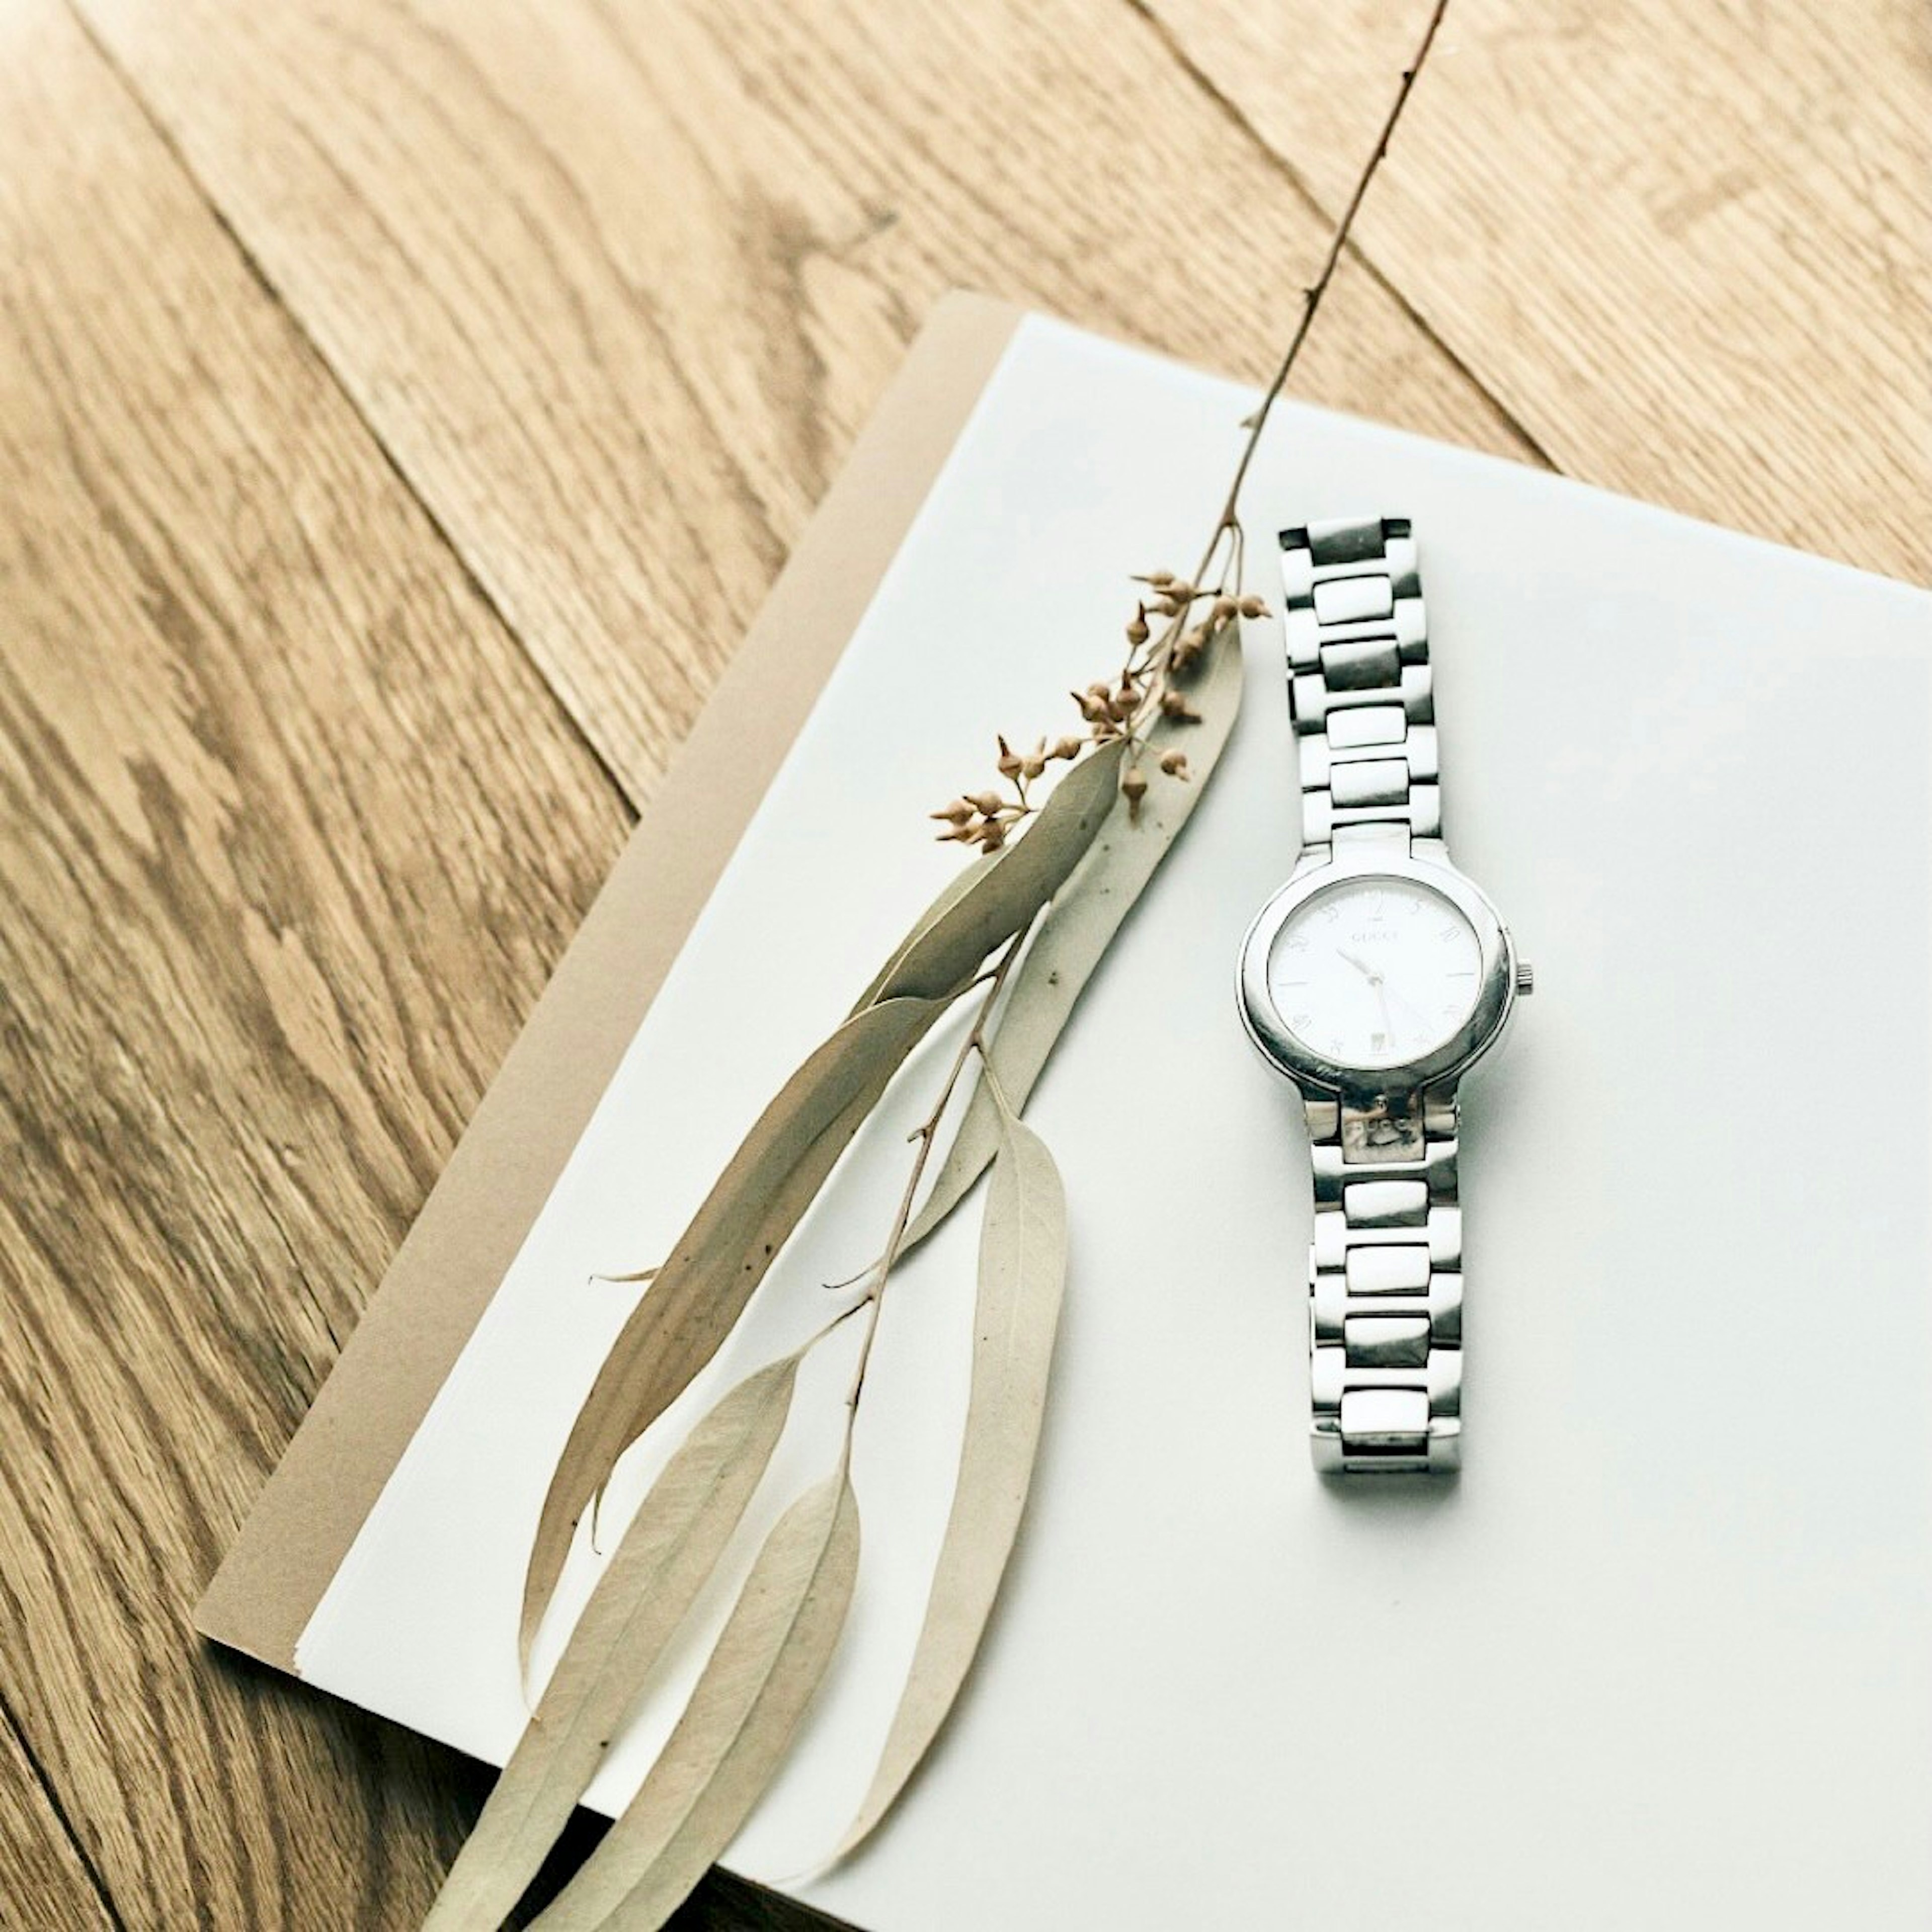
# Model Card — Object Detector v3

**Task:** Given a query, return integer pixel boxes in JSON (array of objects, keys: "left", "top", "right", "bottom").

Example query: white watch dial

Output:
[{"left": 1267, "top": 876, "right": 1482, "bottom": 1070}]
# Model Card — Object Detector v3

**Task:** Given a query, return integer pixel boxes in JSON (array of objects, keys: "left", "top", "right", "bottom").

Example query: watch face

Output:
[{"left": 1267, "top": 875, "right": 1483, "bottom": 1071}]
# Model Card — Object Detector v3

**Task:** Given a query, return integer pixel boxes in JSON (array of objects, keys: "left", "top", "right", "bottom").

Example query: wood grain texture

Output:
[
  {"left": 1140, "top": 0, "right": 1932, "bottom": 578},
  {"left": 0, "top": 1703, "right": 113, "bottom": 1931},
  {"left": 71, "top": 0, "right": 1538, "bottom": 808},
  {"left": 0, "top": 3, "right": 624, "bottom": 1925}
]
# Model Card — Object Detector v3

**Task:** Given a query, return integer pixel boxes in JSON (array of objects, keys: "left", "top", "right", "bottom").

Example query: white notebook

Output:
[{"left": 294, "top": 314, "right": 1932, "bottom": 1928}]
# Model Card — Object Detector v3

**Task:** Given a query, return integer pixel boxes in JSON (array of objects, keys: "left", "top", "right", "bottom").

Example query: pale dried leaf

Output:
[
  {"left": 832, "top": 1098, "right": 1067, "bottom": 1860},
  {"left": 904, "top": 617, "right": 1244, "bottom": 1248},
  {"left": 521, "top": 995, "right": 938, "bottom": 1673},
  {"left": 531, "top": 1473, "right": 862, "bottom": 1932},
  {"left": 869, "top": 737, "right": 1128, "bottom": 1004},
  {"left": 849, "top": 849, "right": 998, "bottom": 1015},
  {"left": 424, "top": 1353, "right": 801, "bottom": 1930}
]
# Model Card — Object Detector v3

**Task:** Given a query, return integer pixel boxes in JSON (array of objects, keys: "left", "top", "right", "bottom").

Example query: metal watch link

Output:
[{"left": 1236, "top": 517, "right": 1531, "bottom": 1474}]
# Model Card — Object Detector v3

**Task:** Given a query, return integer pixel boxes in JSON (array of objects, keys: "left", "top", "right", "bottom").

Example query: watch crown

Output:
[{"left": 1514, "top": 961, "right": 1536, "bottom": 996}]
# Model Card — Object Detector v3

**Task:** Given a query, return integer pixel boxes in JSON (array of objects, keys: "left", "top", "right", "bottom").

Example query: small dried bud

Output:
[
  {"left": 930, "top": 797, "right": 974, "bottom": 825},
  {"left": 1125, "top": 616, "right": 1150, "bottom": 647},
  {"left": 1160, "top": 750, "right": 1191, "bottom": 779},
  {"left": 1120, "top": 765, "right": 1149, "bottom": 819},
  {"left": 1212, "top": 595, "right": 1238, "bottom": 622},
  {"left": 1152, "top": 597, "right": 1181, "bottom": 618},
  {"left": 1159, "top": 689, "right": 1200, "bottom": 721},
  {"left": 979, "top": 821, "right": 1007, "bottom": 853},
  {"left": 1049, "top": 734, "right": 1084, "bottom": 761},
  {"left": 1146, "top": 568, "right": 1175, "bottom": 585},
  {"left": 1164, "top": 580, "right": 1196, "bottom": 602},
  {"left": 1239, "top": 594, "right": 1267, "bottom": 619},
  {"left": 997, "top": 748, "right": 1023, "bottom": 779},
  {"left": 1073, "top": 689, "right": 1109, "bottom": 723},
  {"left": 969, "top": 790, "right": 1005, "bottom": 816}
]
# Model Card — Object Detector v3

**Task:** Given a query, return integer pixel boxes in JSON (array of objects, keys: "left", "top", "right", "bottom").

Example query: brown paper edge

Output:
[{"left": 195, "top": 289, "right": 1025, "bottom": 1671}]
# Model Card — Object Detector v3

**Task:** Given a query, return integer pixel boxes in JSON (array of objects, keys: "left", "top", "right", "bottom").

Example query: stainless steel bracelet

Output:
[
  {"left": 1302, "top": 1089, "right": 1462, "bottom": 1472},
  {"left": 1281, "top": 516, "right": 1463, "bottom": 1472},
  {"left": 1281, "top": 515, "right": 1442, "bottom": 864}
]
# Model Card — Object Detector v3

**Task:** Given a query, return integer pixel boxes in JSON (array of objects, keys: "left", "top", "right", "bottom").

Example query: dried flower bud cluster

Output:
[
  {"left": 1073, "top": 675, "right": 1144, "bottom": 744},
  {"left": 931, "top": 734, "right": 1083, "bottom": 851},
  {"left": 930, "top": 567, "right": 1268, "bottom": 841}
]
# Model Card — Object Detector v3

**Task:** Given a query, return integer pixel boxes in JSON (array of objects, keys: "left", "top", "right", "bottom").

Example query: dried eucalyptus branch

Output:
[{"left": 427, "top": 10, "right": 1459, "bottom": 1928}]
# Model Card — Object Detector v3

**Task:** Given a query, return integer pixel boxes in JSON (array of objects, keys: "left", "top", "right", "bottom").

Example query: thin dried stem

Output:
[
  {"left": 843, "top": 932, "right": 1026, "bottom": 1413},
  {"left": 1200, "top": 0, "right": 1452, "bottom": 576}
]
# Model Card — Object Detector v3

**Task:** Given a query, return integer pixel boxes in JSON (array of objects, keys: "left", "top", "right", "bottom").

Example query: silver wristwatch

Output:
[{"left": 1237, "top": 517, "right": 1531, "bottom": 1474}]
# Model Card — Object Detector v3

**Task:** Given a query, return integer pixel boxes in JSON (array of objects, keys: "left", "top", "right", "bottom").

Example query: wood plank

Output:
[
  {"left": 0, "top": 4, "right": 633, "bottom": 1924},
  {"left": 0, "top": 1704, "right": 114, "bottom": 1931},
  {"left": 73, "top": 0, "right": 1539, "bottom": 809},
  {"left": 1138, "top": 0, "right": 1930, "bottom": 579}
]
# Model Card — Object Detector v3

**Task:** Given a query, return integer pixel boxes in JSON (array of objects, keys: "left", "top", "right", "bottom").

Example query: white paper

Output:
[{"left": 297, "top": 314, "right": 1932, "bottom": 1928}]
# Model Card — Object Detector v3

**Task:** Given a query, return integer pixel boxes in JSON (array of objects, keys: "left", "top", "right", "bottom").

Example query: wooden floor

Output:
[{"left": 0, "top": 0, "right": 1922, "bottom": 1924}]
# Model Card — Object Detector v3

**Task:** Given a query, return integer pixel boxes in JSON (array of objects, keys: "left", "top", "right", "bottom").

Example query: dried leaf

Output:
[
  {"left": 904, "top": 616, "right": 1243, "bottom": 1248},
  {"left": 868, "top": 737, "right": 1128, "bottom": 1004},
  {"left": 531, "top": 1472, "right": 862, "bottom": 1932},
  {"left": 848, "top": 850, "right": 998, "bottom": 1016},
  {"left": 521, "top": 995, "right": 939, "bottom": 1673},
  {"left": 424, "top": 1352, "right": 802, "bottom": 1931},
  {"left": 831, "top": 1096, "right": 1067, "bottom": 1860}
]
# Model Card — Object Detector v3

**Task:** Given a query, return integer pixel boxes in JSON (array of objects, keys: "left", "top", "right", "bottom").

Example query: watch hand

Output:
[{"left": 1337, "top": 946, "right": 1382, "bottom": 985}]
